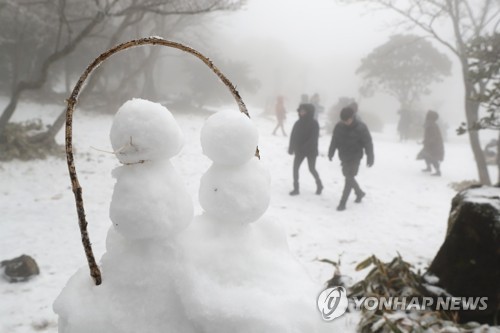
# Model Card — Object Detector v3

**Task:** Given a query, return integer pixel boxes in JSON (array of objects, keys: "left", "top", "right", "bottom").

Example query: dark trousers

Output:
[
  {"left": 424, "top": 157, "right": 440, "bottom": 172},
  {"left": 293, "top": 154, "right": 322, "bottom": 189},
  {"left": 339, "top": 160, "right": 363, "bottom": 206}
]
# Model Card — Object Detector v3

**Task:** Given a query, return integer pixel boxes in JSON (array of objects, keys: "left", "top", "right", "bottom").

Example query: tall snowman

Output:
[
  {"left": 54, "top": 98, "right": 196, "bottom": 333},
  {"left": 178, "top": 110, "right": 319, "bottom": 333}
]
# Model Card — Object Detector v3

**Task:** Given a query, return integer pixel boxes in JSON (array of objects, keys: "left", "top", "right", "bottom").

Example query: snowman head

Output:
[
  {"left": 200, "top": 110, "right": 258, "bottom": 166},
  {"left": 110, "top": 98, "right": 183, "bottom": 164}
]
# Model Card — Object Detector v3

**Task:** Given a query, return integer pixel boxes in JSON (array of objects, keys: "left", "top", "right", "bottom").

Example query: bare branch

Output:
[{"left": 369, "top": 0, "right": 460, "bottom": 56}]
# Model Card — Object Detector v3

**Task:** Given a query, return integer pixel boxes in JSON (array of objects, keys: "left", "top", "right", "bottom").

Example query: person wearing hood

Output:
[
  {"left": 328, "top": 107, "right": 374, "bottom": 211},
  {"left": 288, "top": 103, "right": 323, "bottom": 196},
  {"left": 417, "top": 110, "right": 444, "bottom": 176}
]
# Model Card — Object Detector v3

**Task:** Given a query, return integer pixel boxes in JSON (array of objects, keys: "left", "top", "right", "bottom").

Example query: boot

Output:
[
  {"left": 315, "top": 180, "right": 323, "bottom": 195},
  {"left": 432, "top": 164, "right": 441, "bottom": 176},
  {"left": 355, "top": 191, "right": 365, "bottom": 203},
  {"left": 289, "top": 182, "right": 299, "bottom": 196},
  {"left": 352, "top": 179, "right": 364, "bottom": 203},
  {"left": 337, "top": 179, "right": 351, "bottom": 210}
]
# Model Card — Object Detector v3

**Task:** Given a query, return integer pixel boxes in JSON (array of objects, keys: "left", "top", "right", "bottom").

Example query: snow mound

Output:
[{"left": 178, "top": 214, "right": 318, "bottom": 333}]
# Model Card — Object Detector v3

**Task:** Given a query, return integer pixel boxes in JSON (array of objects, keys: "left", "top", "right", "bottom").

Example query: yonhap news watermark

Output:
[{"left": 317, "top": 286, "right": 489, "bottom": 321}]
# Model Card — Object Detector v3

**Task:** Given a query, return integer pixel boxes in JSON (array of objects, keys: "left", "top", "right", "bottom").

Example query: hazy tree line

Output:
[
  {"left": 0, "top": 0, "right": 253, "bottom": 154},
  {"left": 1, "top": 0, "right": 499, "bottom": 186},
  {"left": 345, "top": 0, "right": 500, "bottom": 184}
]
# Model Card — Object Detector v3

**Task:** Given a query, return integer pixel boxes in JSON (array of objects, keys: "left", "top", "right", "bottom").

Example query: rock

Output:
[
  {"left": 428, "top": 185, "right": 500, "bottom": 324},
  {"left": 1, "top": 254, "right": 40, "bottom": 282}
]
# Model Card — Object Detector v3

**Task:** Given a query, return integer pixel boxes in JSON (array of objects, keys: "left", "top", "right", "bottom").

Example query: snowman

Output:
[
  {"left": 178, "top": 110, "right": 319, "bottom": 333},
  {"left": 54, "top": 98, "right": 197, "bottom": 333},
  {"left": 108, "top": 98, "right": 193, "bottom": 240}
]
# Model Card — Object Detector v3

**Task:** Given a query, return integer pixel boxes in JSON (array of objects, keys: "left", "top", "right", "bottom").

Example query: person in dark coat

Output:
[
  {"left": 418, "top": 110, "right": 444, "bottom": 176},
  {"left": 328, "top": 107, "right": 374, "bottom": 211},
  {"left": 288, "top": 103, "right": 323, "bottom": 195}
]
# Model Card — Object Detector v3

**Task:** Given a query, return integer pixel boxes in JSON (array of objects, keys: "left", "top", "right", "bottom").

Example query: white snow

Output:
[
  {"left": 178, "top": 214, "right": 319, "bottom": 333},
  {"left": 462, "top": 186, "right": 500, "bottom": 211},
  {"left": 0, "top": 98, "right": 498, "bottom": 332}
]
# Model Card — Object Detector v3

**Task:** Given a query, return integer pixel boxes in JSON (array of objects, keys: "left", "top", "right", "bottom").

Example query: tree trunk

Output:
[
  {"left": 141, "top": 47, "right": 160, "bottom": 100},
  {"left": 0, "top": 86, "right": 24, "bottom": 142},
  {"left": 465, "top": 91, "right": 491, "bottom": 184},
  {"left": 496, "top": 131, "right": 500, "bottom": 185},
  {"left": 459, "top": 43, "right": 491, "bottom": 184}
]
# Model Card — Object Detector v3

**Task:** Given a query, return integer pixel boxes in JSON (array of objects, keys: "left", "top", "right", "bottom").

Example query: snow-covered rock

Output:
[{"left": 429, "top": 185, "right": 500, "bottom": 324}]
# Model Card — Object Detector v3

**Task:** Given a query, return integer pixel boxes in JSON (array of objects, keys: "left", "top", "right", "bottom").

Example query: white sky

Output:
[{"left": 233, "top": 0, "right": 391, "bottom": 55}]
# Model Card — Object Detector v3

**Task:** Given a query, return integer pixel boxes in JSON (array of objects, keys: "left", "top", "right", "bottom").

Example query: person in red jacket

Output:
[{"left": 272, "top": 96, "right": 287, "bottom": 136}]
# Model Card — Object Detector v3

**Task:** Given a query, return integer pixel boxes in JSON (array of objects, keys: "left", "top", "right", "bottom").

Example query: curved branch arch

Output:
[{"left": 65, "top": 37, "right": 258, "bottom": 285}]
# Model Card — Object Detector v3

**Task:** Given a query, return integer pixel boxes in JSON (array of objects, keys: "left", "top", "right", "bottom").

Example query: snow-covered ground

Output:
[{"left": 0, "top": 99, "right": 495, "bottom": 332}]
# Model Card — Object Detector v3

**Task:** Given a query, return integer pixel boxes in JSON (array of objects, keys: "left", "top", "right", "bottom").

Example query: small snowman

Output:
[
  {"left": 54, "top": 98, "right": 196, "bottom": 333},
  {"left": 109, "top": 98, "right": 193, "bottom": 240},
  {"left": 198, "top": 109, "right": 270, "bottom": 225},
  {"left": 178, "top": 110, "right": 319, "bottom": 333}
]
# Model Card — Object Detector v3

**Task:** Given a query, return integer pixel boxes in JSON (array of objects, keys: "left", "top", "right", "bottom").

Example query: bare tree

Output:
[
  {"left": 0, "top": 0, "right": 245, "bottom": 154},
  {"left": 344, "top": 0, "right": 500, "bottom": 184}
]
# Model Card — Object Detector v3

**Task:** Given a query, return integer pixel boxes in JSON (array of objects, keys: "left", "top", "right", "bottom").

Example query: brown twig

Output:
[{"left": 65, "top": 36, "right": 258, "bottom": 285}]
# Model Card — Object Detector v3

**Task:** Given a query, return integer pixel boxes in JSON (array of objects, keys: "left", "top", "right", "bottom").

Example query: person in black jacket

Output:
[
  {"left": 288, "top": 103, "right": 323, "bottom": 196},
  {"left": 417, "top": 110, "right": 444, "bottom": 176},
  {"left": 328, "top": 107, "right": 374, "bottom": 211}
]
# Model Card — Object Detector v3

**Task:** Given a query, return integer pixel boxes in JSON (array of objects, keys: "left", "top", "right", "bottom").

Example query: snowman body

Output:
[
  {"left": 110, "top": 159, "right": 192, "bottom": 240},
  {"left": 54, "top": 99, "right": 195, "bottom": 333},
  {"left": 179, "top": 110, "right": 319, "bottom": 333}
]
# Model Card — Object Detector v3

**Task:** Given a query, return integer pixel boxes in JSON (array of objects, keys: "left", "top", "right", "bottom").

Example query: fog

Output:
[
  {"left": 1, "top": 0, "right": 498, "bottom": 168},
  {"left": 206, "top": 0, "right": 466, "bottom": 129}
]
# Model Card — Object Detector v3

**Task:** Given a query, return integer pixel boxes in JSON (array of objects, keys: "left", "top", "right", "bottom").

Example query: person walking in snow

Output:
[
  {"left": 310, "top": 93, "right": 324, "bottom": 121},
  {"left": 328, "top": 106, "right": 374, "bottom": 211},
  {"left": 397, "top": 108, "right": 412, "bottom": 142},
  {"left": 272, "top": 95, "right": 287, "bottom": 136},
  {"left": 288, "top": 103, "right": 323, "bottom": 196},
  {"left": 417, "top": 110, "right": 444, "bottom": 176}
]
